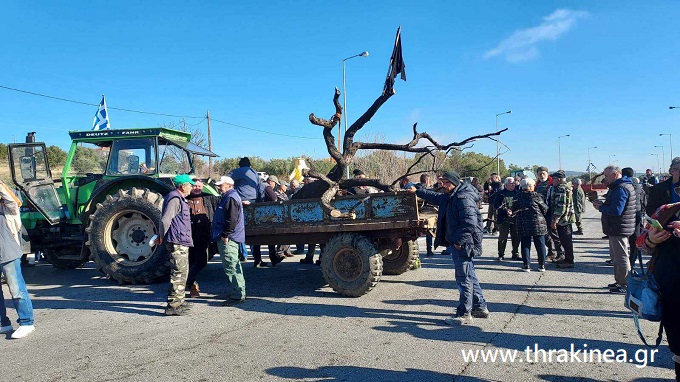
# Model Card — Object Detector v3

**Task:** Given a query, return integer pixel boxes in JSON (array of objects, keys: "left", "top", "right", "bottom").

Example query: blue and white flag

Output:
[
  {"left": 92, "top": 95, "right": 110, "bottom": 130},
  {"left": 586, "top": 162, "right": 597, "bottom": 172}
]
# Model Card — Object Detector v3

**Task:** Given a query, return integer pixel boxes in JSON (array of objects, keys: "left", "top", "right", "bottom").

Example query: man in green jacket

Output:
[
  {"left": 572, "top": 178, "right": 586, "bottom": 235},
  {"left": 549, "top": 171, "right": 576, "bottom": 268}
]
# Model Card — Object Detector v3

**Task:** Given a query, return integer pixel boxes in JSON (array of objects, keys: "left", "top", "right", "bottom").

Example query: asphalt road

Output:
[{"left": 2, "top": 207, "right": 676, "bottom": 381}]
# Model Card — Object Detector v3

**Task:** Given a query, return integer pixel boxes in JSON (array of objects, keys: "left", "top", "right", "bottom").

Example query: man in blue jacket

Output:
[
  {"left": 593, "top": 165, "right": 636, "bottom": 294},
  {"left": 408, "top": 171, "right": 488, "bottom": 325}
]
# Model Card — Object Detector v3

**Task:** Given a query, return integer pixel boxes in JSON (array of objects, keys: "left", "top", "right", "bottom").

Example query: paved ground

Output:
[{"left": 2, "top": 207, "right": 676, "bottom": 381}]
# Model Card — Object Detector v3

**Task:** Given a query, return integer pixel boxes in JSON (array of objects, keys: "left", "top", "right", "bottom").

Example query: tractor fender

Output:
[{"left": 80, "top": 176, "right": 174, "bottom": 224}]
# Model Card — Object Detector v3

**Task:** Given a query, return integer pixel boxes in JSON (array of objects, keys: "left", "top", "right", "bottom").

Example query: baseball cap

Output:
[
  {"left": 267, "top": 175, "right": 280, "bottom": 185},
  {"left": 172, "top": 174, "right": 195, "bottom": 186},
  {"left": 214, "top": 176, "right": 235, "bottom": 186}
]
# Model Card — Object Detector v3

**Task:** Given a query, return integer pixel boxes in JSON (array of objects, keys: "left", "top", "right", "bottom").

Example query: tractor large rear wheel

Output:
[{"left": 86, "top": 187, "right": 170, "bottom": 284}]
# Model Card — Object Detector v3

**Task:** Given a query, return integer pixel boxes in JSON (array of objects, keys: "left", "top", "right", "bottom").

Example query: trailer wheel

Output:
[
  {"left": 321, "top": 233, "right": 382, "bottom": 297},
  {"left": 381, "top": 239, "right": 419, "bottom": 275},
  {"left": 86, "top": 187, "right": 170, "bottom": 284}
]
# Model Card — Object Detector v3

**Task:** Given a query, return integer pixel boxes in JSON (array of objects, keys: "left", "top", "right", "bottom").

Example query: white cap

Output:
[{"left": 214, "top": 176, "right": 234, "bottom": 186}]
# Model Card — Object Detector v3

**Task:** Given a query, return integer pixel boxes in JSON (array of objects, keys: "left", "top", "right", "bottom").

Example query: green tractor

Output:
[{"left": 8, "top": 128, "right": 218, "bottom": 283}]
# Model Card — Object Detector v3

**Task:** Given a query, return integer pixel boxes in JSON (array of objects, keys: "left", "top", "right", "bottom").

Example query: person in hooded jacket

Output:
[{"left": 408, "top": 171, "right": 487, "bottom": 325}]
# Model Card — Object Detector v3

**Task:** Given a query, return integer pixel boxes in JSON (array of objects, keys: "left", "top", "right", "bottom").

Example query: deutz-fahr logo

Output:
[{"left": 84, "top": 130, "right": 145, "bottom": 137}]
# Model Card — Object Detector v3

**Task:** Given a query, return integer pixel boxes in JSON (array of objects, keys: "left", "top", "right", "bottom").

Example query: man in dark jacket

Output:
[
  {"left": 535, "top": 166, "right": 562, "bottom": 260},
  {"left": 158, "top": 174, "right": 195, "bottom": 316},
  {"left": 410, "top": 171, "right": 487, "bottom": 325},
  {"left": 229, "top": 157, "right": 266, "bottom": 204},
  {"left": 549, "top": 171, "right": 576, "bottom": 269},
  {"left": 211, "top": 176, "right": 247, "bottom": 304},
  {"left": 593, "top": 165, "right": 636, "bottom": 294},
  {"left": 483, "top": 174, "right": 502, "bottom": 233},
  {"left": 185, "top": 179, "right": 220, "bottom": 298},
  {"left": 646, "top": 157, "right": 680, "bottom": 216},
  {"left": 494, "top": 177, "right": 520, "bottom": 260}
]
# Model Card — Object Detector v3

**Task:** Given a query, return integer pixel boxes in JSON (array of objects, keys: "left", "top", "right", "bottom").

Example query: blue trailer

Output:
[{"left": 244, "top": 192, "right": 435, "bottom": 297}]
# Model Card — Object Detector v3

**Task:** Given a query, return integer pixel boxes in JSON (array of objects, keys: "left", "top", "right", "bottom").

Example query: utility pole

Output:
[
  {"left": 207, "top": 110, "right": 212, "bottom": 178},
  {"left": 182, "top": 118, "right": 187, "bottom": 130}
]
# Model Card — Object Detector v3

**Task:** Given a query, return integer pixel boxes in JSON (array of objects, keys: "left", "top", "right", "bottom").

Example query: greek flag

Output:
[
  {"left": 92, "top": 95, "right": 110, "bottom": 130},
  {"left": 586, "top": 162, "right": 597, "bottom": 172}
]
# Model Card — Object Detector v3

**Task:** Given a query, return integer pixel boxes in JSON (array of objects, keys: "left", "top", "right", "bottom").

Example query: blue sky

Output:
[{"left": 1, "top": 1, "right": 679, "bottom": 175}]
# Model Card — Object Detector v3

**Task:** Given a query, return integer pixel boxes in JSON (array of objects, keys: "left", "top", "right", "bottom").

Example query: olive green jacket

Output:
[{"left": 573, "top": 185, "right": 586, "bottom": 214}]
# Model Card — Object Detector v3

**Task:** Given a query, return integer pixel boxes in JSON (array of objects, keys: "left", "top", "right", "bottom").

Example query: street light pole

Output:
[
  {"left": 651, "top": 153, "right": 660, "bottom": 175},
  {"left": 558, "top": 134, "right": 570, "bottom": 170},
  {"left": 588, "top": 146, "right": 597, "bottom": 183},
  {"left": 495, "top": 110, "right": 512, "bottom": 174},
  {"left": 342, "top": 51, "right": 369, "bottom": 179},
  {"left": 660, "top": 133, "right": 673, "bottom": 163},
  {"left": 655, "top": 145, "right": 665, "bottom": 174}
]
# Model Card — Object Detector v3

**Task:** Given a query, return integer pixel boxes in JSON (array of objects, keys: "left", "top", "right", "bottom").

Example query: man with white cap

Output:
[{"left": 211, "top": 176, "right": 247, "bottom": 304}]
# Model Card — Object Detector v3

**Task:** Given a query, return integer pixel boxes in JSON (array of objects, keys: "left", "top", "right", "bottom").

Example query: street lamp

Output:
[
  {"left": 558, "top": 134, "right": 570, "bottom": 170},
  {"left": 496, "top": 110, "right": 512, "bottom": 174},
  {"left": 588, "top": 146, "right": 597, "bottom": 182},
  {"left": 342, "top": 51, "right": 369, "bottom": 179},
  {"left": 655, "top": 145, "right": 665, "bottom": 174},
  {"left": 651, "top": 153, "right": 660, "bottom": 175},
  {"left": 660, "top": 133, "right": 673, "bottom": 162}
]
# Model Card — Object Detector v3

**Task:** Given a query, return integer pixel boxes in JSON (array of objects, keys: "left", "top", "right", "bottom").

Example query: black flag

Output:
[{"left": 383, "top": 26, "right": 406, "bottom": 96}]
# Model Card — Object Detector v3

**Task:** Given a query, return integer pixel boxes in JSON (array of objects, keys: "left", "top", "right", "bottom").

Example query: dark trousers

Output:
[
  {"left": 555, "top": 224, "right": 574, "bottom": 263},
  {"left": 186, "top": 236, "right": 209, "bottom": 287},
  {"left": 520, "top": 235, "right": 546, "bottom": 267},
  {"left": 426, "top": 235, "right": 433, "bottom": 253},
  {"left": 546, "top": 226, "right": 563, "bottom": 257},
  {"left": 498, "top": 223, "right": 519, "bottom": 258},
  {"left": 251, "top": 245, "right": 285, "bottom": 264},
  {"left": 628, "top": 216, "right": 642, "bottom": 266}
]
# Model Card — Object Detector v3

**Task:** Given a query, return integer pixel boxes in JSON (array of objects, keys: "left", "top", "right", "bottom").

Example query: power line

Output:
[
  {"left": 211, "top": 118, "right": 321, "bottom": 140},
  {"left": 0, "top": 84, "right": 203, "bottom": 118},
  {"left": 0, "top": 84, "right": 322, "bottom": 140}
]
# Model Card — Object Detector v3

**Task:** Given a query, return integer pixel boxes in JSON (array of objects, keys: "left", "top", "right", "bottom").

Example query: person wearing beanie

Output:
[{"left": 407, "top": 170, "right": 488, "bottom": 325}]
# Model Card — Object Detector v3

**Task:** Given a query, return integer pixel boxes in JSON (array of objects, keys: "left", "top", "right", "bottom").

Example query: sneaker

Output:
[
  {"left": 522, "top": 264, "right": 531, "bottom": 272},
  {"left": 189, "top": 283, "right": 200, "bottom": 298},
  {"left": 0, "top": 325, "right": 13, "bottom": 334},
  {"left": 538, "top": 265, "right": 546, "bottom": 272},
  {"left": 602, "top": 235, "right": 609, "bottom": 239},
  {"left": 605, "top": 259, "right": 614, "bottom": 266},
  {"left": 444, "top": 313, "right": 473, "bottom": 325},
  {"left": 608, "top": 283, "right": 620, "bottom": 289},
  {"left": 10, "top": 325, "right": 35, "bottom": 339},
  {"left": 610, "top": 286, "right": 627, "bottom": 294},
  {"left": 164, "top": 305, "right": 189, "bottom": 316},
  {"left": 497, "top": 256, "right": 504, "bottom": 261},
  {"left": 471, "top": 307, "right": 490, "bottom": 318}
]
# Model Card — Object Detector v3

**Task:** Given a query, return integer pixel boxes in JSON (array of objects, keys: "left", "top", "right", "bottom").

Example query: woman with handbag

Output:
[{"left": 638, "top": 202, "right": 680, "bottom": 380}]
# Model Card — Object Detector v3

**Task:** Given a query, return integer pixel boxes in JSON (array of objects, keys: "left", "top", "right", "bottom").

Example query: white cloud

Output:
[{"left": 484, "top": 9, "right": 589, "bottom": 63}]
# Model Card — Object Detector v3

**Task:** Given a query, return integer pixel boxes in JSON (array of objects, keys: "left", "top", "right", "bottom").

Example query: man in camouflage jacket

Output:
[{"left": 549, "top": 171, "right": 576, "bottom": 268}]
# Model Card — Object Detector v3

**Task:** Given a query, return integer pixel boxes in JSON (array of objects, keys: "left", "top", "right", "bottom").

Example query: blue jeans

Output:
[
  {"left": 520, "top": 235, "right": 546, "bottom": 267},
  {"left": 450, "top": 246, "right": 486, "bottom": 316},
  {"left": 1, "top": 258, "right": 34, "bottom": 326}
]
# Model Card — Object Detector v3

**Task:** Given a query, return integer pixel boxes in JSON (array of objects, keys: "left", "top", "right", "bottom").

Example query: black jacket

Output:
[
  {"left": 512, "top": 191, "right": 548, "bottom": 237},
  {"left": 646, "top": 178, "right": 675, "bottom": 216},
  {"left": 493, "top": 188, "right": 519, "bottom": 225}
]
